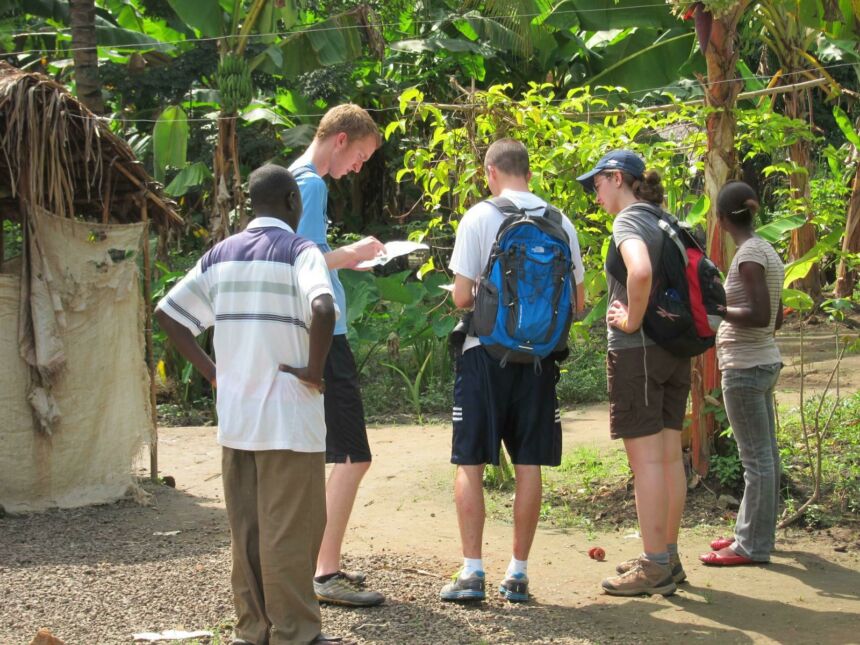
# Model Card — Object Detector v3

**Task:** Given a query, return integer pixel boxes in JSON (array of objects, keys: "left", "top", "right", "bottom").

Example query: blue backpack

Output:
[{"left": 471, "top": 197, "right": 574, "bottom": 366}]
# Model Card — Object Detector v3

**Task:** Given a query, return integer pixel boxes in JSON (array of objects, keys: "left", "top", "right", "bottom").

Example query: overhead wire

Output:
[{"left": 55, "top": 61, "right": 855, "bottom": 125}]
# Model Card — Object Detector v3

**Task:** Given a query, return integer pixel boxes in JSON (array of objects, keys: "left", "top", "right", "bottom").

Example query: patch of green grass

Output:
[
  {"left": 485, "top": 445, "right": 633, "bottom": 531},
  {"left": 555, "top": 445, "right": 630, "bottom": 486},
  {"left": 777, "top": 391, "right": 860, "bottom": 527}
]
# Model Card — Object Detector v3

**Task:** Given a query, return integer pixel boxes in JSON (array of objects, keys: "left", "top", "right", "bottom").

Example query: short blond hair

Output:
[{"left": 316, "top": 104, "right": 380, "bottom": 146}]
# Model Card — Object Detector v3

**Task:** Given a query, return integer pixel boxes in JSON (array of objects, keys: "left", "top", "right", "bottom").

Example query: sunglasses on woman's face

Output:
[{"left": 593, "top": 172, "right": 615, "bottom": 192}]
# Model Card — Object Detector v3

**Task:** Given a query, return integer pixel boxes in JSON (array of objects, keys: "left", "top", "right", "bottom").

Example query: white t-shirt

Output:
[
  {"left": 448, "top": 189, "right": 585, "bottom": 353},
  {"left": 156, "top": 217, "right": 337, "bottom": 451}
]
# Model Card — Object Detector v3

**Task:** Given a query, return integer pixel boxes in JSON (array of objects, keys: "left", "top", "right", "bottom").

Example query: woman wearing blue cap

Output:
[{"left": 577, "top": 151, "right": 691, "bottom": 597}]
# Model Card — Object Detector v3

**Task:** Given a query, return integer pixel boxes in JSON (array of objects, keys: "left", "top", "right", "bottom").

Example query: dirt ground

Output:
[{"left": 3, "top": 402, "right": 859, "bottom": 645}]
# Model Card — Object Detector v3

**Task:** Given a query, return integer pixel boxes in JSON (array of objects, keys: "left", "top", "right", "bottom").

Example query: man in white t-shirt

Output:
[
  {"left": 441, "top": 139, "right": 585, "bottom": 604},
  {"left": 155, "top": 165, "right": 352, "bottom": 645}
]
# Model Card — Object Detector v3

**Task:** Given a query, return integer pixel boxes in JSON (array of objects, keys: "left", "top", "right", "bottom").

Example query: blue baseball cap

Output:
[{"left": 576, "top": 150, "right": 645, "bottom": 193}]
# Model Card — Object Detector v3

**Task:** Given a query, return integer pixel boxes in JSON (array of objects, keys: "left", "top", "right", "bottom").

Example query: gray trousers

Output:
[
  {"left": 223, "top": 447, "right": 326, "bottom": 645},
  {"left": 722, "top": 363, "right": 782, "bottom": 561}
]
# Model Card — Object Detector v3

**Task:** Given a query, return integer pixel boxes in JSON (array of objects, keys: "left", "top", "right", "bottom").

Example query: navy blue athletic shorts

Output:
[
  {"left": 451, "top": 346, "right": 562, "bottom": 466},
  {"left": 323, "top": 335, "right": 371, "bottom": 463}
]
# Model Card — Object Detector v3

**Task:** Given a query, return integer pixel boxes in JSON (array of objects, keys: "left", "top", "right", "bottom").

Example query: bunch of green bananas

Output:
[{"left": 216, "top": 53, "right": 253, "bottom": 114}]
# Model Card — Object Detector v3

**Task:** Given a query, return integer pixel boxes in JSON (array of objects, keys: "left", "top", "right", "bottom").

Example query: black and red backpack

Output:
[{"left": 606, "top": 203, "right": 726, "bottom": 358}]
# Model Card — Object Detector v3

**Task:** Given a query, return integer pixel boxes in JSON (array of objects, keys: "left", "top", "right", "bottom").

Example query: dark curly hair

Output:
[{"left": 717, "top": 180, "right": 759, "bottom": 227}]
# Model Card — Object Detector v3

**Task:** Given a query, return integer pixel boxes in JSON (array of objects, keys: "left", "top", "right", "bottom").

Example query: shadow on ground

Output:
[{"left": 1, "top": 481, "right": 228, "bottom": 568}]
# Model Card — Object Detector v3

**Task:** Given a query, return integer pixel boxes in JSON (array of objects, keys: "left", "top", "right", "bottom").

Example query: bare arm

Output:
[
  {"left": 279, "top": 294, "right": 335, "bottom": 391},
  {"left": 154, "top": 309, "right": 216, "bottom": 387},
  {"left": 606, "top": 238, "right": 652, "bottom": 333},
  {"left": 575, "top": 281, "right": 585, "bottom": 316},
  {"left": 453, "top": 274, "right": 476, "bottom": 310},
  {"left": 324, "top": 236, "right": 386, "bottom": 271},
  {"left": 724, "top": 261, "right": 771, "bottom": 328}
]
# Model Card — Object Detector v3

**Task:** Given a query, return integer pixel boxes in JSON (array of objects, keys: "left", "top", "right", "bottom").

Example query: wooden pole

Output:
[
  {"left": 113, "top": 162, "right": 183, "bottom": 227},
  {"left": 140, "top": 197, "right": 158, "bottom": 482},
  {"left": 101, "top": 167, "right": 111, "bottom": 224}
]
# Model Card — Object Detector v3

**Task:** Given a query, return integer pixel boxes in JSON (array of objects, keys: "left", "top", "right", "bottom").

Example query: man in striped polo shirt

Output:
[{"left": 156, "top": 165, "right": 350, "bottom": 644}]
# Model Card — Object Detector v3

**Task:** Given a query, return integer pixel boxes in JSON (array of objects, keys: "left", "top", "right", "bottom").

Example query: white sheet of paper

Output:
[
  {"left": 133, "top": 630, "right": 213, "bottom": 642},
  {"left": 356, "top": 241, "right": 429, "bottom": 269}
]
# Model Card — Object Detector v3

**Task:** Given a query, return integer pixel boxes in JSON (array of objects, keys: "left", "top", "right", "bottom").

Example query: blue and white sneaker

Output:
[
  {"left": 498, "top": 572, "right": 529, "bottom": 602},
  {"left": 440, "top": 569, "right": 486, "bottom": 601}
]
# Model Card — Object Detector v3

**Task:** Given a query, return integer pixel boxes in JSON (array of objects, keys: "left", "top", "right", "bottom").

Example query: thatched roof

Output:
[{"left": 0, "top": 61, "right": 181, "bottom": 228}]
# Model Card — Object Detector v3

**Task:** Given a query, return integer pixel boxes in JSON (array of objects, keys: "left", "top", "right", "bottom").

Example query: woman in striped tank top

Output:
[{"left": 700, "top": 181, "right": 785, "bottom": 567}]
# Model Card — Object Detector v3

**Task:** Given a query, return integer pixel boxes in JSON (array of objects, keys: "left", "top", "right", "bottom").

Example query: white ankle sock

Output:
[
  {"left": 462, "top": 557, "right": 484, "bottom": 576},
  {"left": 506, "top": 557, "right": 528, "bottom": 577}
]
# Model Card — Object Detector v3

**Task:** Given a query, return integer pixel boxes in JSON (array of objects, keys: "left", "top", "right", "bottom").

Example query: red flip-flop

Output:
[
  {"left": 710, "top": 536, "right": 734, "bottom": 551},
  {"left": 699, "top": 548, "right": 758, "bottom": 566}
]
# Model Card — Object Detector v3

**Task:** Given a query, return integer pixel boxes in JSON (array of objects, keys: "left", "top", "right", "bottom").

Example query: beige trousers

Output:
[{"left": 222, "top": 447, "right": 326, "bottom": 645}]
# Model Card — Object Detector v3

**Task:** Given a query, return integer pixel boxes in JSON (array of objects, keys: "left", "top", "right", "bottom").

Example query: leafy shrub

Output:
[
  {"left": 778, "top": 391, "right": 860, "bottom": 525},
  {"left": 556, "top": 334, "right": 608, "bottom": 405},
  {"left": 710, "top": 446, "right": 744, "bottom": 492}
]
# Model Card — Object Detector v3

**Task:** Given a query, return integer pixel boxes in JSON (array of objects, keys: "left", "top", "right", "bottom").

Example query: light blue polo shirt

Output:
[{"left": 289, "top": 156, "right": 348, "bottom": 336}]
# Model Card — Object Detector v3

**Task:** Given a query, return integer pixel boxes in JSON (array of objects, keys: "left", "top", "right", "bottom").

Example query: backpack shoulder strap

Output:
[
  {"left": 543, "top": 204, "right": 563, "bottom": 226},
  {"left": 624, "top": 202, "right": 688, "bottom": 265},
  {"left": 487, "top": 196, "right": 566, "bottom": 226},
  {"left": 606, "top": 204, "right": 664, "bottom": 284},
  {"left": 629, "top": 201, "right": 666, "bottom": 222},
  {"left": 484, "top": 196, "right": 522, "bottom": 218}
]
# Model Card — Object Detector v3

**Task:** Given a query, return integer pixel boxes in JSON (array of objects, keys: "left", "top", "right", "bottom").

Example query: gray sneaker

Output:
[
  {"left": 339, "top": 569, "right": 366, "bottom": 585},
  {"left": 615, "top": 554, "right": 687, "bottom": 583},
  {"left": 314, "top": 573, "right": 385, "bottom": 607},
  {"left": 498, "top": 572, "right": 529, "bottom": 602},
  {"left": 440, "top": 569, "right": 486, "bottom": 601},
  {"left": 602, "top": 558, "right": 677, "bottom": 596}
]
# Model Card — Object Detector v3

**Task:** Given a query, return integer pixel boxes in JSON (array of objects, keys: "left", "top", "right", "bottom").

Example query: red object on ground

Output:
[
  {"left": 710, "top": 536, "right": 733, "bottom": 551},
  {"left": 699, "top": 549, "right": 758, "bottom": 566},
  {"left": 588, "top": 547, "right": 606, "bottom": 561}
]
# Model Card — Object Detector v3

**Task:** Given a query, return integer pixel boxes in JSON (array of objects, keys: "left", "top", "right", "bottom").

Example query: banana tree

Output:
[
  {"left": 387, "top": 0, "right": 700, "bottom": 95},
  {"left": 551, "top": 0, "right": 700, "bottom": 93},
  {"left": 665, "top": 0, "right": 752, "bottom": 476},
  {"left": 834, "top": 106, "right": 860, "bottom": 297},
  {"left": 165, "top": 0, "right": 382, "bottom": 239},
  {"left": 752, "top": 0, "right": 851, "bottom": 299}
]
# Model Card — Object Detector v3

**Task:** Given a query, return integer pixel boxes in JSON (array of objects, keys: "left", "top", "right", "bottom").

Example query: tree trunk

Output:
[
  {"left": 835, "top": 161, "right": 860, "bottom": 297},
  {"left": 69, "top": 0, "right": 104, "bottom": 115},
  {"left": 212, "top": 115, "right": 245, "bottom": 240},
  {"left": 784, "top": 88, "right": 821, "bottom": 298},
  {"left": 691, "top": 5, "right": 749, "bottom": 477}
]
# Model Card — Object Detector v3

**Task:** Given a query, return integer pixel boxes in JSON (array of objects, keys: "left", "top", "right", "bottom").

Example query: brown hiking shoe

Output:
[
  {"left": 615, "top": 554, "right": 686, "bottom": 583},
  {"left": 602, "top": 558, "right": 677, "bottom": 596}
]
